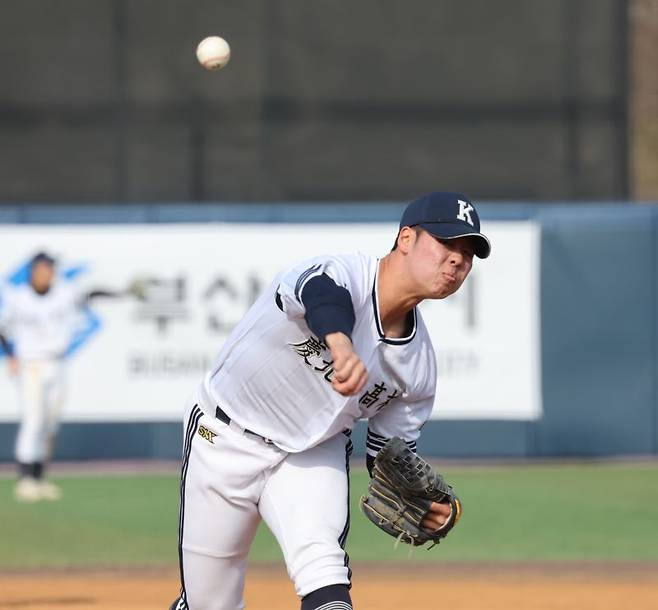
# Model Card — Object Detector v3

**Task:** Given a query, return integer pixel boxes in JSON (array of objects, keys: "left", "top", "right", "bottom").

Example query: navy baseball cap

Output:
[
  {"left": 400, "top": 192, "right": 491, "bottom": 259},
  {"left": 30, "top": 251, "right": 56, "bottom": 266}
]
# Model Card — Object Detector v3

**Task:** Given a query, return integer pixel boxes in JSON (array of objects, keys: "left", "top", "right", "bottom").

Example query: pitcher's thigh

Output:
[
  {"left": 178, "top": 408, "right": 261, "bottom": 609},
  {"left": 260, "top": 434, "right": 352, "bottom": 598}
]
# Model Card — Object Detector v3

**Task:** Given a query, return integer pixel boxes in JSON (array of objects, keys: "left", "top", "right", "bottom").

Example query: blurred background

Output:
[
  {"left": 0, "top": 0, "right": 654, "bottom": 203},
  {"left": 1, "top": 0, "right": 656, "bottom": 460},
  {"left": 0, "top": 3, "right": 657, "bottom": 605}
]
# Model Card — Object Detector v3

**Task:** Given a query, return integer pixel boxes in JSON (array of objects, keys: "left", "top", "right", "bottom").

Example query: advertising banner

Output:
[{"left": 0, "top": 221, "right": 540, "bottom": 422}]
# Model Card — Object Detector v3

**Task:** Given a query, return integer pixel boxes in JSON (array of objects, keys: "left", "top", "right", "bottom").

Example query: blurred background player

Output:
[{"left": 0, "top": 251, "right": 143, "bottom": 502}]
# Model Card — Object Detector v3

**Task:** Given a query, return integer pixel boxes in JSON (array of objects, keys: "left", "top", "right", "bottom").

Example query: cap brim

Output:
[{"left": 419, "top": 222, "right": 491, "bottom": 259}]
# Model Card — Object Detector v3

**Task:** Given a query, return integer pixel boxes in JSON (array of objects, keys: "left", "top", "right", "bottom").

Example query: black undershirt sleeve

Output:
[
  {"left": 87, "top": 289, "right": 126, "bottom": 301},
  {"left": 76, "top": 289, "right": 125, "bottom": 308},
  {"left": 0, "top": 333, "right": 13, "bottom": 357},
  {"left": 300, "top": 273, "right": 356, "bottom": 342}
]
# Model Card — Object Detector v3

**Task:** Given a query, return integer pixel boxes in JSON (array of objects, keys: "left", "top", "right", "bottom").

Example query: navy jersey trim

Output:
[
  {"left": 294, "top": 264, "right": 322, "bottom": 302},
  {"left": 371, "top": 261, "right": 417, "bottom": 345},
  {"left": 366, "top": 428, "right": 417, "bottom": 454},
  {"left": 275, "top": 288, "right": 284, "bottom": 312},
  {"left": 176, "top": 404, "right": 204, "bottom": 610},
  {"left": 338, "top": 435, "right": 353, "bottom": 587},
  {"left": 366, "top": 429, "right": 417, "bottom": 476}
]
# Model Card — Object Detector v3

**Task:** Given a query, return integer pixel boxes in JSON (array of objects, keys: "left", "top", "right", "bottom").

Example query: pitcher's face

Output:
[{"left": 407, "top": 229, "right": 474, "bottom": 299}]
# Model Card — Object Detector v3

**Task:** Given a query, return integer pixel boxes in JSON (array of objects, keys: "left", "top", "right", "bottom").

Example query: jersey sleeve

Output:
[
  {"left": 365, "top": 395, "right": 435, "bottom": 458},
  {"left": 0, "top": 284, "right": 15, "bottom": 335},
  {"left": 275, "top": 254, "right": 368, "bottom": 321},
  {"left": 70, "top": 281, "right": 93, "bottom": 308}
]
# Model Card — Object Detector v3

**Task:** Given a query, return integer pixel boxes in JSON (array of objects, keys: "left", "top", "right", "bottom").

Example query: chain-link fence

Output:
[{"left": 0, "top": 0, "right": 629, "bottom": 203}]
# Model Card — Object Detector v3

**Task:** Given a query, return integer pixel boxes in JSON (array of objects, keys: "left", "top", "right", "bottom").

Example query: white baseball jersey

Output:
[
  {"left": 0, "top": 281, "right": 82, "bottom": 360},
  {"left": 202, "top": 252, "right": 437, "bottom": 454}
]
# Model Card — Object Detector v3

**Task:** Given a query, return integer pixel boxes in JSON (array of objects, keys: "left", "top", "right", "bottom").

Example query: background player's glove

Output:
[
  {"left": 360, "top": 437, "right": 462, "bottom": 547},
  {"left": 125, "top": 277, "right": 149, "bottom": 300}
]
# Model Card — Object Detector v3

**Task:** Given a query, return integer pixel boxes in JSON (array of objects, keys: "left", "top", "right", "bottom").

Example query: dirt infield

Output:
[{"left": 1, "top": 563, "right": 657, "bottom": 610}]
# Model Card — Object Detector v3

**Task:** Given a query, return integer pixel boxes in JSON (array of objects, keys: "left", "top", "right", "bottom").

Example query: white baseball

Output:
[{"left": 196, "top": 36, "right": 231, "bottom": 70}]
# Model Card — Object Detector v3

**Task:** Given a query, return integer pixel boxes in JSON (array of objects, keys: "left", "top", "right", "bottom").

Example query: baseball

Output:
[{"left": 196, "top": 36, "right": 231, "bottom": 70}]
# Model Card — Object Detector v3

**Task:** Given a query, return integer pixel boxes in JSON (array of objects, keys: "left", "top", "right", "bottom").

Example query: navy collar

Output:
[{"left": 371, "top": 260, "right": 417, "bottom": 345}]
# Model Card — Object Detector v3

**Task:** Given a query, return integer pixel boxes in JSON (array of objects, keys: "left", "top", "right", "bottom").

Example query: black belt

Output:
[{"left": 215, "top": 406, "right": 274, "bottom": 445}]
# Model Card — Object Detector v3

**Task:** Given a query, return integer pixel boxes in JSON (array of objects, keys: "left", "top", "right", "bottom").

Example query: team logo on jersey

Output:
[
  {"left": 457, "top": 200, "right": 475, "bottom": 226},
  {"left": 359, "top": 381, "right": 400, "bottom": 413},
  {"left": 290, "top": 335, "right": 335, "bottom": 383},
  {"left": 198, "top": 425, "right": 217, "bottom": 444}
]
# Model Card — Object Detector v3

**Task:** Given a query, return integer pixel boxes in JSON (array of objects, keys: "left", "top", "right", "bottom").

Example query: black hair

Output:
[{"left": 391, "top": 226, "right": 422, "bottom": 251}]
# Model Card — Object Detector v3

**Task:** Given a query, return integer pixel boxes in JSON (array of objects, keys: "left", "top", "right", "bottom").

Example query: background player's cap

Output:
[
  {"left": 400, "top": 192, "right": 491, "bottom": 259},
  {"left": 30, "top": 251, "right": 56, "bottom": 266}
]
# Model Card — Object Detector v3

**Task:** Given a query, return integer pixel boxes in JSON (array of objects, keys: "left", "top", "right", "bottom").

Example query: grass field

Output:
[{"left": 1, "top": 462, "right": 657, "bottom": 569}]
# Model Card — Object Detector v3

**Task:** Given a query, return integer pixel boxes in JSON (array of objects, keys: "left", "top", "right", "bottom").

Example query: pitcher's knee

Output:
[{"left": 290, "top": 546, "right": 351, "bottom": 599}]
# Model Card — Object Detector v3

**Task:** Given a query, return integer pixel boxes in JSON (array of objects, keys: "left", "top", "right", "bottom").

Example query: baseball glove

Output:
[{"left": 360, "top": 437, "right": 462, "bottom": 548}]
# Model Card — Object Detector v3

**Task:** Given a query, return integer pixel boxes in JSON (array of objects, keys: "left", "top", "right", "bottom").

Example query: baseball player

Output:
[
  {"left": 169, "top": 192, "right": 491, "bottom": 610},
  {"left": 0, "top": 251, "right": 142, "bottom": 502}
]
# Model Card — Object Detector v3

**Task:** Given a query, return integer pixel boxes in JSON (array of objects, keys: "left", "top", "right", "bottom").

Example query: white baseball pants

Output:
[
  {"left": 176, "top": 392, "right": 352, "bottom": 610},
  {"left": 14, "top": 359, "right": 65, "bottom": 464}
]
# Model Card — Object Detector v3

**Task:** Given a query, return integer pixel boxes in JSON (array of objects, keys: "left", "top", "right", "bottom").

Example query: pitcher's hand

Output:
[{"left": 325, "top": 332, "right": 368, "bottom": 396}]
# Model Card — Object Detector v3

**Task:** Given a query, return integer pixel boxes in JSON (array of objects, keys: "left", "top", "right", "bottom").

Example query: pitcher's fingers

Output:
[
  {"left": 332, "top": 353, "right": 358, "bottom": 383},
  {"left": 334, "top": 371, "right": 368, "bottom": 396},
  {"left": 332, "top": 363, "right": 368, "bottom": 396},
  {"left": 333, "top": 355, "right": 365, "bottom": 383},
  {"left": 429, "top": 502, "right": 452, "bottom": 517},
  {"left": 422, "top": 513, "right": 447, "bottom": 531}
]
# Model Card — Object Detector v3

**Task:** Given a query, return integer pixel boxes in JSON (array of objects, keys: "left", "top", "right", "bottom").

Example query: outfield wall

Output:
[{"left": 0, "top": 202, "right": 656, "bottom": 459}]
